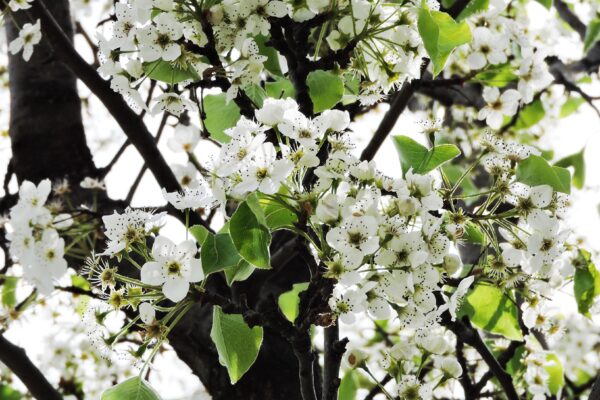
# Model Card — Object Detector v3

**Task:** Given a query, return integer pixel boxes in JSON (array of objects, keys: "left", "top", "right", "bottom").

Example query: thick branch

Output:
[
  {"left": 446, "top": 318, "right": 518, "bottom": 400},
  {"left": 30, "top": 2, "right": 179, "bottom": 196},
  {"left": 0, "top": 334, "right": 62, "bottom": 400},
  {"left": 322, "top": 325, "right": 349, "bottom": 400},
  {"left": 6, "top": 0, "right": 97, "bottom": 184},
  {"left": 31, "top": 0, "right": 208, "bottom": 227},
  {"left": 554, "top": 0, "right": 586, "bottom": 40},
  {"left": 360, "top": 80, "right": 419, "bottom": 161}
]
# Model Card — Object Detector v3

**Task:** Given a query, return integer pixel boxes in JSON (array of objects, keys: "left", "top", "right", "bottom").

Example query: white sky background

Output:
[{"left": 1, "top": 1, "right": 600, "bottom": 399}]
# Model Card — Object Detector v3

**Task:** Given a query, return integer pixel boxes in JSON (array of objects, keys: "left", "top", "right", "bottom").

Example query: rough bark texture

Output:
[
  {"left": 4, "top": 2, "right": 312, "bottom": 399},
  {"left": 169, "top": 233, "right": 315, "bottom": 400},
  {"left": 6, "top": 0, "right": 97, "bottom": 184}
]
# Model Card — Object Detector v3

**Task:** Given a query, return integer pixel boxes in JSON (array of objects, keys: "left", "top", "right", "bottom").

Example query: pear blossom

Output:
[
  {"left": 141, "top": 236, "right": 203, "bottom": 302},
  {"left": 137, "top": 13, "right": 183, "bottom": 62},
  {"left": 9, "top": 20, "right": 42, "bottom": 62},
  {"left": 326, "top": 215, "right": 379, "bottom": 262},
  {"left": 167, "top": 124, "right": 201, "bottom": 153},
  {"left": 235, "top": 143, "right": 294, "bottom": 195},
  {"left": 100, "top": 208, "right": 165, "bottom": 256},
  {"left": 467, "top": 27, "right": 508, "bottom": 69},
  {"left": 139, "top": 302, "right": 156, "bottom": 324},
  {"left": 478, "top": 87, "right": 521, "bottom": 129},
  {"left": 8, "top": 0, "right": 34, "bottom": 11}
]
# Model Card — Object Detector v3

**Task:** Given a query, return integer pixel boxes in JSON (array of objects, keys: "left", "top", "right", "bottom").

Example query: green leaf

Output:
[
  {"left": 545, "top": 354, "right": 565, "bottom": 395},
  {"left": 0, "top": 385, "right": 22, "bottom": 400},
  {"left": 229, "top": 202, "right": 271, "bottom": 269},
  {"left": 143, "top": 60, "right": 198, "bottom": 84},
  {"left": 555, "top": 148, "right": 585, "bottom": 189},
  {"left": 342, "top": 73, "right": 361, "bottom": 105},
  {"left": 201, "top": 233, "right": 242, "bottom": 275},
  {"left": 574, "top": 249, "right": 600, "bottom": 317},
  {"left": 224, "top": 260, "right": 256, "bottom": 286},
  {"left": 338, "top": 370, "right": 359, "bottom": 400},
  {"left": 306, "top": 70, "right": 345, "bottom": 113},
  {"left": 265, "top": 78, "right": 296, "bottom": 99},
  {"left": 513, "top": 100, "right": 545, "bottom": 130},
  {"left": 456, "top": 0, "right": 490, "bottom": 21},
  {"left": 211, "top": 306, "right": 264, "bottom": 384},
  {"left": 418, "top": 7, "right": 472, "bottom": 76},
  {"left": 463, "top": 222, "right": 486, "bottom": 245},
  {"left": 101, "top": 377, "right": 161, "bottom": 400},
  {"left": 71, "top": 275, "right": 91, "bottom": 291},
  {"left": 1, "top": 277, "right": 18, "bottom": 308},
  {"left": 278, "top": 282, "right": 309, "bottom": 322},
  {"left": 505, "top": 345, "right": 526, "bottom": 376},
  {"left": 258, "top": 195, "right": 298, "bottom": 230},
  {"left": 559, "top": 97, "right": 586, "bottom": 118},
  {"left": 189, "top": 224, "right": 210, "bottom": 245},
  {"left": 534, "top": 0, "right": 551, "bottom": 9},
  {"left": 245, "top": 192, "right": 297, "bottom": 230},
  {"left": 516, "top": 155, "right": 571, "bottom": 194},
  {"left": 243, "top": 84, "right": 267, "bottom": 108},
  {"left": 441, "top": 164, "right": 478, "bottom": 200},
  {"left": 458, "top": 284, "right": 523, "bottom": 341},
  {"left": 473, "top": 63, "right": 517, "bottom": 87},
  {"left": 393, "top": 135, "right": 461, "bottom": 175},
  {"left": 255, "top": 35, "right": 282, "bottom": 76},
  {"left": 203, "top": 94, "right": 241, "bottom": 143},
  {"left": 584, "top": 19, "right": 600, "bottom": 52}
]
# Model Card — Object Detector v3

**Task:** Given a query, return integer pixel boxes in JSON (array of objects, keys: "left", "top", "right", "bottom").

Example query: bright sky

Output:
[{"left": 1, "top": 1, "right": 600, "bottom": 399}]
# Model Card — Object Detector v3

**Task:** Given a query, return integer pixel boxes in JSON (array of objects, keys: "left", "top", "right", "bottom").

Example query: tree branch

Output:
[
  {"left": 360, "top": 80, "right": 419, "bottom": 161},
  {"left": 31, "top": 0, "right": 208, "bottom": 227},
  {"left": 554, "top": 0, "right": 586, "bottom": 40},
  {"left": 322, "top": 324, "right": 349, "bottom": 400},
  {"left": 30, "top": 1, "right": 176, "bottom": 195},
  {"left": 456, "top": 338, "right": 476, "bottom": 399},
  {"left": 446, "top": 318, "right": 519, "bottom": 400},
  {"left": 0, "top": 334, "right": 62, "bottom": 400}
]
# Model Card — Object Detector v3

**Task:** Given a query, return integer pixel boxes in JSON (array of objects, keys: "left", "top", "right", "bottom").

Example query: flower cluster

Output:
[
  {"left": 98, "top": 0, "right": 432, "bottom": 111},
  {"left": 6, "top": 180, "right": 70, "bottom": 294}
]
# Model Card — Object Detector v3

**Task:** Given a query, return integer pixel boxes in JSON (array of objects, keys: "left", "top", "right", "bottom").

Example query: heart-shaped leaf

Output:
[
  {"left": 418, "top": 7, "right": 472, "bottom": 76},
  {"left": 229, "top": 202, "right": 271, "bottom": 269},
  {"left": 101, "top": 377, "right": 161, "bottom": 400},
  {"left": 393, "top": 135, "right": 460, "bottom": 174},
  {"left": 516, "top": 155, "right": 571, "bottom": 194},
  {"left": 211, "top": 306, "right": 264, "bottom": 384}
]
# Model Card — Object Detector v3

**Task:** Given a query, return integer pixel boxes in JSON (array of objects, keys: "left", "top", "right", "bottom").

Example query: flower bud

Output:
[
  {"left": 416, "top": 335, "right": 448, "bottom": 354},
  {"left": 397, "top": 197, "right": 418, "bottom": 216},
  {"left": 436, "top": 356, "right": 462, "bottom": 378},
  {"left": 208, "top": 5, "right": 224, "bottom": 24},
  {"left": 443, "top": 254, "right": 463, "bottom": 275},
  {"left": 316, "top": 193, "right": 340, "bottom": 224},
  {"left": 343, "top": 347, "right": 367, "bottom": 369}
]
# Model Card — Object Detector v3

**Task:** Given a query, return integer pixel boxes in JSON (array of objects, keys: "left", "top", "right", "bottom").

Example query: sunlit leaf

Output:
[
  {"left": 393, "top": 135, "right": 461, "bottom": 174},
  {"left": 458, "top": 284, "right": 523, "bottom": 341},
  {"left": 278, "top": 282, "right": 309, "bottom": 322},
  {"left": 203, "top": 94, "right": 240, "bottom": 143},
  {"left": 211, "top": 306, "right": 263, "bottom": 384},
  {"left": 229, "top": 202, "right": 271, "bottom": 269},
  {"left": 555, "top": 148, "right": 585, "bottom": 189},
  {"left": 101, "top": 377, "right": 161, "bottom": 400},
  {"left": 418, "top": 7, "right": 472, "bottom": 76},
  {"left": 516, "top": 155, "right": 571, "bottom": 194}
]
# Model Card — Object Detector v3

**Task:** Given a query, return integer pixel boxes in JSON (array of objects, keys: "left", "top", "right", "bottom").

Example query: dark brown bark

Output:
[
  {"left": 5, "top": 0, "right": 97, "bottom": 184},
  {"left": 0, "top": 334, "right": 62, "bottom": 400},
  {"left": 168, "top": 234, "right": 318, "bottom": 400}
]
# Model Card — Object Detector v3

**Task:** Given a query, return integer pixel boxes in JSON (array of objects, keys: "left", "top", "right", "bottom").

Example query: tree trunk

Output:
[
  {"left": 4, "top": 3, "right": 313, "bottom": 399},
  {"left": 6, "top": 0, "right": 97, "bottom": 184}
]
